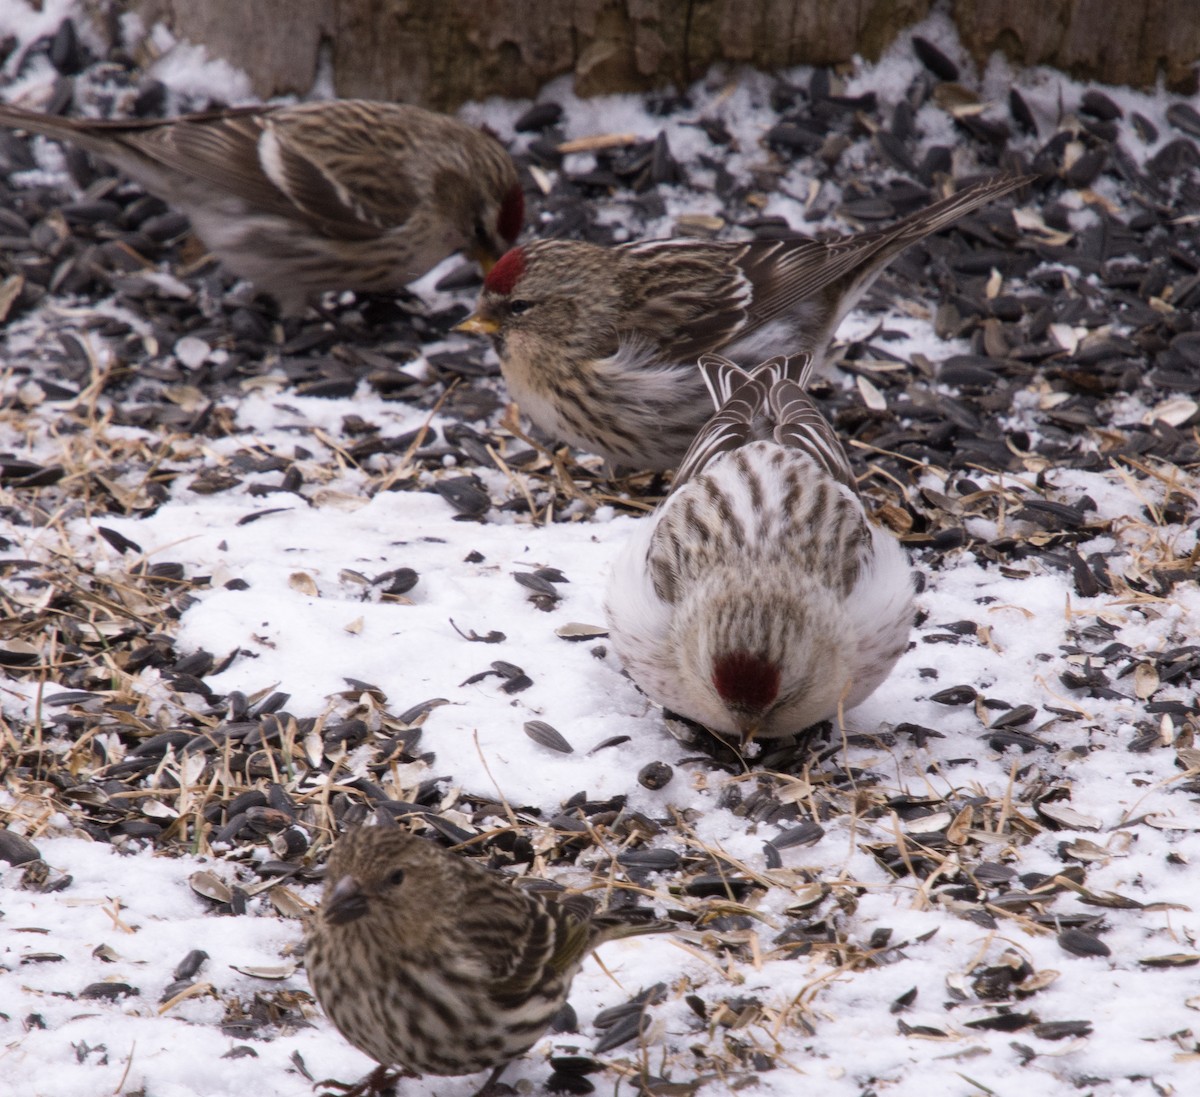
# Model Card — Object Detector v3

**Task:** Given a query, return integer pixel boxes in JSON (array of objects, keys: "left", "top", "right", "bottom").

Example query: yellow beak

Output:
[
  {"left": 455, "top": 314, "right": 500, "bottom": 336},
  {"left": 468, "top": 243, "right": 499, "bottom": 274}
]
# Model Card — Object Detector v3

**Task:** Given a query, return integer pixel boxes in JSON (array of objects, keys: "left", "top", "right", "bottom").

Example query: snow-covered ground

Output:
[{"left": 2, "top": 4, "right": 1199, "bottom": 1096}]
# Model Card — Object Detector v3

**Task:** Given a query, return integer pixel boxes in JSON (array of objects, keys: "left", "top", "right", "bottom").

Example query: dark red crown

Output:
[
  {"left": 484, "top": 246, "right": 526, "bottom": 295},
  {"left": 497, "top": 184, "right": 524, "bottom": 246}
]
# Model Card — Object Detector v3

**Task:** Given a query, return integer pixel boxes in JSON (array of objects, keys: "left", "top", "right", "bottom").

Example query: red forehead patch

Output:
[
  {"left": 497, "top": 183, "right": 524, "bottom": 246},
  {"left": 484, "top": 246, "right": 526, "bottom": 295},
  {"left": 711, "top": 651, "right": 780, "bottom": 712}
]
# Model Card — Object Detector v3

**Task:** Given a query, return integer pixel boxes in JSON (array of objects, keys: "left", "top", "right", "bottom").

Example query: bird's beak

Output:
[
  {"left": 324, "top": 873, "right": 368, "bottom": 926},
  {"left": 739, "top": 723, "right": 761, "bottom": 750},
  {"left": 467, "top": 243, "right": 499, "bottom": 274},
  {"left": 455, "top": 313, "right": 500, "bottom": 336}
]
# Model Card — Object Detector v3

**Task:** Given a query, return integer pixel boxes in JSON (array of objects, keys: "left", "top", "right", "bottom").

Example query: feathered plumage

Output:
[
  {"left": 0, "top": 99, "right": 523, "bottom": 312},
  {"left": 605, "top": 353, "right": 914, "bottom": 743}
]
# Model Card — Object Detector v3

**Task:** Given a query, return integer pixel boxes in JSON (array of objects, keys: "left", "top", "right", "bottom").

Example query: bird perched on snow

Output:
[
  {"left": 0, "top": 98, "right": 523, "bottom": 313},
  {"left": 304, "top": 825, "right": 668, "bottom": 1096},
  {"left": 457, "top": 174, "right": 1027, "bottom": 470},
  {"left": 604, "top": 353, "right": 913, "bottom": 746}
]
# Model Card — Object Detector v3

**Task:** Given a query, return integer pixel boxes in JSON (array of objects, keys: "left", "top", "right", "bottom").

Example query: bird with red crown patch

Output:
[
  {"left": 456, "top": 174, "right": 1028, "bottom": 471},
  {"left": 0, "top": 99, "right": 523, "bottom": 314},
  {"left": 604, "top": 353, "right": 913, "bottom": 747}
]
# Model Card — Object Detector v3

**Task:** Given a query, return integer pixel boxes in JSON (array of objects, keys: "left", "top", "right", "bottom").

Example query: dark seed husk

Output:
[
  {"left": 373, "top": 567, "right": 419, "bottom": 596},
  {"left": 174, "top": 949, "right": 209, "bottom": 981},
  {"left": 515, "top": 101, "right": 563, "bottom": 132},
  {"left": 80, "top": 982, "right": 140, "bottom": 1000},
  {"left": 1033, "top": 1020, "right": 1093, "bottom": 1040},
  {"left": 592, "top": 1011, "right": 647, "bottom": 1053},
  {"left": 1131, "top": 112, "right": 1158, "bottom": 143},
  {"left": 1166, "top": 102, "right": 1200, "bottom": 138},
  {"left": 768, "top": 820, "right": 825, "bottom": 849},
  {"left": 589, "top": 735, "right": 631, "bottom": 753},
  {"left": 1057, "top": 928, "right": 1111, "bottom": 957},
  {"left": 930, "top": 685, "right": 978, "bottom": 705},
  {"left": 964, "top": 1012, "right": 1036, "bottom": 1032},
  {"left": 637, "top": 761, "right": 673, "bottom": 789},
  {"left": 765, "top": 122, "right": 823, "bottom": 153},
  {"left": 434, "top": 476, "right": 490, "bottom": 518},
  {"left": 912, "top": 35, "right": 959, "bottom": 80},
  {"left": 972, "top": 862, "right": 1016, "bottom": 886},
  {"left": 988, "top": 704, "right": 1037, "bottom": 729},
  {"left": 1009, "top": 89, "right": 1037, "bottom": 134},
  {"left": 682, "top": 875, "right": 756, "bottom": 900},
  {"left": 616, "top": 848, "right": 681, "bottom": 871},
  {"left": 549, "top": 1056, "right": 602, "bottom": 1076},
  {"left": 1080, "top": 90, "right": 1122, "bottom": 121},
  {"left": 546, "top": 1074, "right": 594, "bottom": 1095},
  {"left": 524, "top": 720, "right": 573, "bottom": 754},
  {"left": 514, "top": 571, "right": 560, "bottom": 598},
  {"left": 0, "top": 829, "right": 41, "bottom": 866}
]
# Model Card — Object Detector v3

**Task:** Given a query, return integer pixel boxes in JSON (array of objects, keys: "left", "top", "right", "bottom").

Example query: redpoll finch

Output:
[
  {"left": 304, "top": 825, "right": 668, "bottom": 1096},
  {"left": 0, "top": 99, "right": 523, "bottom": 313},
  {"left": 458, "top": 174, "right": 1027, "bottom": 470},
  {"left": 604, "top": 353, "right": 913, "bottom": 745}
]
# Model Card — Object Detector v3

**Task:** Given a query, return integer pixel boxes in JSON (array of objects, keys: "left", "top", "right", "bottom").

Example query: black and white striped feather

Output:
[{"left": 672, "top": 353, "right": 857, "bottom": 495}]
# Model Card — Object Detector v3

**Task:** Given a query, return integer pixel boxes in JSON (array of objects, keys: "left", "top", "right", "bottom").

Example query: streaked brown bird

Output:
[
  {"left": 304, "top": 825, "right": 668, "bottom": 1096},
  {"left": 0, "top": 99, "right": 523, "bottom": 313},
  {"left": 457, "top": 174, "right": 1028, "bottom": 470}
]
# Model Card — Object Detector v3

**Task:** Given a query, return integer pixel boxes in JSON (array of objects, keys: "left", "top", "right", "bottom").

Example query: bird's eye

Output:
[
  {"left": 385, "top": 867, "right": 406, "bottom": 888},
  {"left": 508, "top": 299, "right": 532, "bottom": 315},
  {"left": 473, "top": 218, "right": 490, "bottom": 245}
]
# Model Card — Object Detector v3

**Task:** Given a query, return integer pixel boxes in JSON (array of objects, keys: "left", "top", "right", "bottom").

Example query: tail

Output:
[
  {"left": 589, "top": 908, "right": 674, "bottom": 943},
  {"left": 848, "top": 172, "right": 1033, "bottom": 269},
  {"left": 0, "top": 103, "right": 90, "bottom": 145},
  {"left": 674, "top": 353, "right": 819, "bottom": 489},
  {"left": 546, "top": 896, "right": 671, "bottom": 972},
  {"left": 698, "top": 352, "right": 815, "bottom": 411}
]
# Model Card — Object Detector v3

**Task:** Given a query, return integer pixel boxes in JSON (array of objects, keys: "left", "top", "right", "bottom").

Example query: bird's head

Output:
[
  {"left": 455, "top": 241, "right": 613, "bottom": 357},
  {"left": 710, "top": 649, "right": 782, "bottom": 747},
  {"left": 318, "top": 827, "right": 446, "bottom": 931}
]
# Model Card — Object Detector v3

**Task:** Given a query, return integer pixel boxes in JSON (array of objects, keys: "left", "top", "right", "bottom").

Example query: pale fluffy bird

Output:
[{"left": 605, "top": 353, "right": 913, "bottom": 744}]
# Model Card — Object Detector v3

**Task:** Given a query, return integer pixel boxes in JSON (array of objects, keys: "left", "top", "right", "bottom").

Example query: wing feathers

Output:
[{"left": 674, "top": 353, "right": 852, "bottom": 491}]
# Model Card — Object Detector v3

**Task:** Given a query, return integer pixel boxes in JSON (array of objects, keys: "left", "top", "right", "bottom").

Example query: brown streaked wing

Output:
[
  {"left": 729, "top": 174, "right": 1031, "bottom": 339},
  {"left": 266, "top": 102, "right": 422, "bottom": 238},
  {"left": 618, "top": 239, "right": 754, "bottom": 361},
  {"left": 476, "top": 892, "right": 556, "bottom": 1005},
  {"left": 116, "top": 109, "right": 300, "bottom": 219}
]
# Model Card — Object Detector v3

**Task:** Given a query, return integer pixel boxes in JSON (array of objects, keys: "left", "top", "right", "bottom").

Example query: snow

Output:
[{"left": 2, "top": 4, "right": 1200, "bottom": 1097}]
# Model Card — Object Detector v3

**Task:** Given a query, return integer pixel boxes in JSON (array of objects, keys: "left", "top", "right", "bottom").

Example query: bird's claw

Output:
[{"left": 313, "top": 1064, "right": 402, "bottom": 1097}]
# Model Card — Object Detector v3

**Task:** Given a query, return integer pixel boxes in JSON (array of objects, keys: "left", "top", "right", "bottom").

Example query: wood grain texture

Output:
[{"left": 111, "top": 0, "right": 1198, "bottom": 109}]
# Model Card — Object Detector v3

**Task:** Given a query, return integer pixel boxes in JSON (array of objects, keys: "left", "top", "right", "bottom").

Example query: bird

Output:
[
  {"left": 0, "top": 98, "right": 524, "bottom": 313},
  {"left": 304, "top": 824, "right": 668, "bottom": 1096},
  {"left": 456, "top": 174, "right": 1027, "bottom": 470},
  {"left": 604, "top": 353, "right": 913, "bottom": 746}
]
